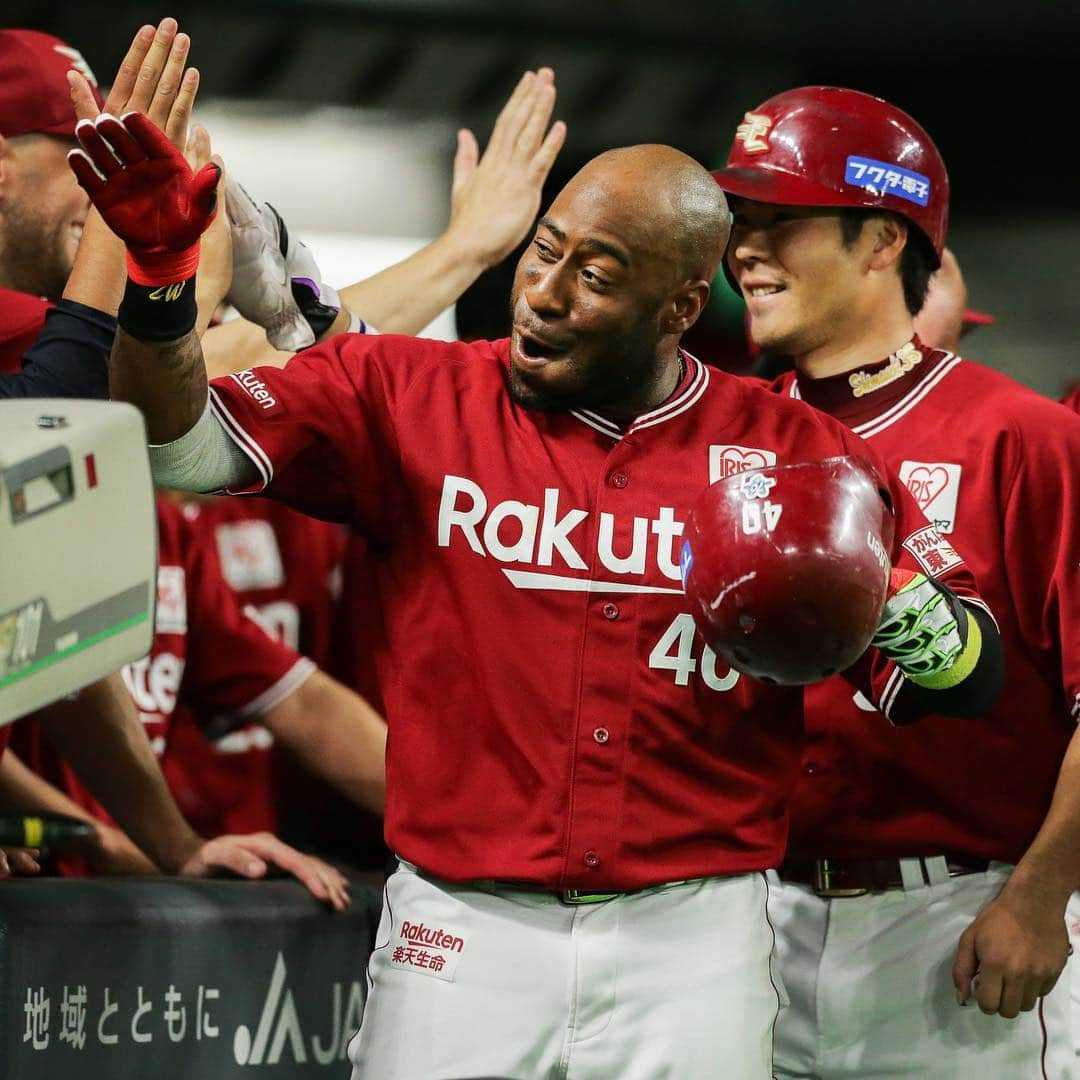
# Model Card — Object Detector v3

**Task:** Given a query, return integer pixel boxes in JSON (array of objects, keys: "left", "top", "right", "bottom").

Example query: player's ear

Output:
[
  {"left": 868, "top": 214, "right": 907, "bottom": 272},
  {"left": 663, "top": 280, "right": 711, "bottom": 336}
]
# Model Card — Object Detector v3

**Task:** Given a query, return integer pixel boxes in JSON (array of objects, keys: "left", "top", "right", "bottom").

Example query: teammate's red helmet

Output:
[
  {"left": 681, "top": 456, "right": 895, "bottom": 686},
  {"left": 712, "top": 86, "right": 948, "bottom": 267}
]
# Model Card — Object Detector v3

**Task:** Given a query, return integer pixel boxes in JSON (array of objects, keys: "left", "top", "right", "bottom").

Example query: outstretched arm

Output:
[
  {"left": 69, "top": 109, "right": 218, "bottom": 443},
  {"left": 0, "top": 745, "right": 158, "bottom": 876},
  {"left": 35, "top": 673, "right": 349, "bottom": 906},
  {"left": 259, "top": 670, "right": 387, "bottom": 815}
]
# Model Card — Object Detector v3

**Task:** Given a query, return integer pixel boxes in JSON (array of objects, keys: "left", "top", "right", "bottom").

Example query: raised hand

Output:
[
  {"left": 447, "top": 68, "right": 566, "bottom": 269},
  {"left": 69, "top": 112, "right": 220, "bottom": 281},
  {"left": 68, "top": 17, "right": 199, "bottom": 151},
  {"left": 185, "top": 124, "right": 233, "bottom": 332},
  {"left": 224, "top": 177, "right": 342, "bottom": 351}
]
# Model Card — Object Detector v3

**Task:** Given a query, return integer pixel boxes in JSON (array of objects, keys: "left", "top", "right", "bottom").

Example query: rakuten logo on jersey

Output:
[
  {"left": 231, "top": 370, "right": 279, "bottom": 413},
  {"left": 122, "top": 652, "right": 186, "bottom": 730},
  {"left": 437, "top": 475, "right": 685, "bottom": 592}
]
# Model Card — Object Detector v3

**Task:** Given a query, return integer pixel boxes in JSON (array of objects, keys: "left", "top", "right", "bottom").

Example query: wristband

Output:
[
  {"left": 119, "top": 271, "right": 198, "bottom": 342},
  {"left": 125, "top": 245, "right": 201, "bottom": 287}
]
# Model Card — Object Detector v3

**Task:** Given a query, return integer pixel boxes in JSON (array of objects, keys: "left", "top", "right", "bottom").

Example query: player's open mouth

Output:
[{"left": 515, "top": 330, "right": 572, "bottom": 369}]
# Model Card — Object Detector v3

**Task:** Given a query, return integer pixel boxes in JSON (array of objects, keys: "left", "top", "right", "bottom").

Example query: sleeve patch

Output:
[{"left": 901, "top": 524, "right": 963, "bottom": 577}]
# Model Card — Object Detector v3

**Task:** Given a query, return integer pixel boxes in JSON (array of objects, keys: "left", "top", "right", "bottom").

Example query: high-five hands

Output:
[{"left": 69, "top": 112, "right": 220, "bottom": 284}]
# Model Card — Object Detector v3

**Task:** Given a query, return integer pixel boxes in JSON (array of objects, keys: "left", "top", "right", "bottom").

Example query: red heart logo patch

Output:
[{"left": 906, "top": 466, "right": 949, "bottom": 509}]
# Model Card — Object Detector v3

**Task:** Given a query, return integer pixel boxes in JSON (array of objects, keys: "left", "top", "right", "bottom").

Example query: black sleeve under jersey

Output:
[{"left": 0, "top": 300, "right": 115, "bottom": 400}]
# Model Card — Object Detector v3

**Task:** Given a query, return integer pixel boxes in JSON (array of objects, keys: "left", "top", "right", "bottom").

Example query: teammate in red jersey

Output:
[
  {"left": 13, "top": 494, "right": 385, "bottom": 878},
  {"left": 0, "top": 26, "right": 353, "bottom": 899},
  {"left": 713, "top": 86, "right": 1080, "bottom": 1077},
  {"left": 78, "top": 108, "right": 1002, "bottom": 1077},
  {"left": 161, "top": 495, "right": 347, "bottom": 838}
]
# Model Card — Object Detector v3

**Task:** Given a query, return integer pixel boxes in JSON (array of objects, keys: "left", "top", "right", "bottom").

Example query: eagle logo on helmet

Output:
[{"left": 735, "top": 112, "right": 772, "bottom": 154}]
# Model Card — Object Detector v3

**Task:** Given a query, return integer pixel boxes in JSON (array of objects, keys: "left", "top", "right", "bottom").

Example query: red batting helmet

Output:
[
  {"left": 712, "top": 86, "right": 948, "bottom": 267},
  {"left": 681, "top": 456, "right": 895, "bottom": 686}
]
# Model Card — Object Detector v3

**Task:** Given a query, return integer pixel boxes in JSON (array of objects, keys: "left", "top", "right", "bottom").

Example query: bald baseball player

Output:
[
  {"left": 713, "top": 87, "right": 1080, "bottom": 1078},
  {"left": 75, "top": 114, "right": 1002, "bottom": 1077}
]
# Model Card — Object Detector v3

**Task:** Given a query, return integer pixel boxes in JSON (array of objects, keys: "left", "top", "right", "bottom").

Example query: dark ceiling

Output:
[{"left": 10, "top": 0, "right": 1077, "bottom": 217}]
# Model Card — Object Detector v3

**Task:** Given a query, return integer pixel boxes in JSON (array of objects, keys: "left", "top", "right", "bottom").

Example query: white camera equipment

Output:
[{"left": 0, "top": 401, "right": 156, "bottom": 727}]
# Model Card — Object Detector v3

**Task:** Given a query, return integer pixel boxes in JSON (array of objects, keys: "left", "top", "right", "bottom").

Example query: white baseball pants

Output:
[
  {"left": 348, "top": 859, "right": 782, "bottom": 1079},
  {"left": 768, "top": 863, "right": 1076, "bottom": 1079}
]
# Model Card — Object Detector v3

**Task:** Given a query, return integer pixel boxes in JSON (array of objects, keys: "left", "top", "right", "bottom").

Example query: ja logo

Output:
[
  {"left": 234, "top": 952, "right": 364, "bottom": 1067},
  {"left": 234, "top": 953, "right": 306, "bottom": 1066}
]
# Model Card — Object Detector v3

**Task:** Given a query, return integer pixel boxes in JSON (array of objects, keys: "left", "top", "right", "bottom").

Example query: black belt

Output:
[
  {"left": 492, "top": 877, "right": 703, "bottom": 906},
  {"left": 777, "top": 854, "right": 991, "bottom": 898}
]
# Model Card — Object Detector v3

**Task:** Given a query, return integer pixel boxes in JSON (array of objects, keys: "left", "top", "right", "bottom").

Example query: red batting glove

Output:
[{"left": 68, "top": 112, "right": 220, "bottom": 286}]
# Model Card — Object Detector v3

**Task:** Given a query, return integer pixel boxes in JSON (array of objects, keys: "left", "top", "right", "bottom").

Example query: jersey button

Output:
[
  {"left": 609, "top": 471, "right": 629, "bottom": 489},
  {"left": 803, "top": 761, "right": 820, "bottom": 776},
  {"left": 583, "top": 850, "right": 601, "bottom": 868},
  {"left": 602, "top": 602, "right": 619, "bottom": 620},
  {"left": 593, "top": 727, "right": 610, "bottom": 744}
]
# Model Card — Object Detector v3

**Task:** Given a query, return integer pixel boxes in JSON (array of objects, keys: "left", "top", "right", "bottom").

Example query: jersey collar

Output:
[
  {"left": 788, "top": 337, "right": 960, "bottom": 435},
  {"left": 570, "top": 350, "right": 709, "bottom": 442}
]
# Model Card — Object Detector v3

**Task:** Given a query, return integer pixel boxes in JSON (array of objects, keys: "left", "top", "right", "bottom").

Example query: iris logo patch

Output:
[
  {"left": 898, "top": 461, "right": 961, "bottom": 534},
  {"left": 709, "top": 445, "right": 777, "bottom": 483}
]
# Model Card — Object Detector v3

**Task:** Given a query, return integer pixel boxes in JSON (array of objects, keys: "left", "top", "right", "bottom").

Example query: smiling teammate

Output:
[{"left": 713, "top": 86, "right": 1080, "bottom": 1078}]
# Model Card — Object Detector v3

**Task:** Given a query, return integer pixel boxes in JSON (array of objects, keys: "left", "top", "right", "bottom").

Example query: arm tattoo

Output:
[{"left": 110, "top": 328, "right": 211, "bottom": 444}]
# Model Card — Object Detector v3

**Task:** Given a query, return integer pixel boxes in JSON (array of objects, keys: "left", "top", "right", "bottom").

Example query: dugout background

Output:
[{"left": 12, "top": 0, "right": 1079, "bottom": 397}]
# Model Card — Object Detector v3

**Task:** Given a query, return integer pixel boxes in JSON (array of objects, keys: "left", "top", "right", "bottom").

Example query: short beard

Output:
[{"left": 0, "top": 201, "right": 73, "bottom": 300}]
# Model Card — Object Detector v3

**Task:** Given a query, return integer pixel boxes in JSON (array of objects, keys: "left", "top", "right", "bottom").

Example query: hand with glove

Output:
[
  {"left": 69, "top": 111, "right": 220, "bottom": 341},
  {"left": 872, "top": 568, "right": 976, "bottom": 687},
  {"left": 224, "top": 178, "right": 345, "bottom": 352}
]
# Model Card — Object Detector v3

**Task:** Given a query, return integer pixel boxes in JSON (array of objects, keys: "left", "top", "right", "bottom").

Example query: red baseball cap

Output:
[{"left": 0, "top": 29, "right": 103, "bottom": 138}]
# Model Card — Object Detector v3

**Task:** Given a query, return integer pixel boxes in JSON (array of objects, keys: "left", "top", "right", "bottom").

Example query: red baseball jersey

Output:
[
  {"left": 14, "top": 495, "right": 314, "bottom": 841},
  {"left": 0, "top": 287, "right": 49, "bottom": 375},
  {"left": 772, "top": 339, "right": 1080, "bottom": 862},
  {"left": 1063, "top": 383, "right": 1080, "bottom": 414},
  {"left": 206, "top": 335, "right": 984, "bottom": 891},
  {"left": 161, "top": 496, "right": 345, "bottom": 837}
]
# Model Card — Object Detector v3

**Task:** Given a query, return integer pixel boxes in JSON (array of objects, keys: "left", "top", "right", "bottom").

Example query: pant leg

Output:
[
  {"left": 567, "top": 873, "right": 781, "bottom": 1080},
  {"left": 347, "top": 861, "right": 574, "bottom": 1080},
  {"left": 1064, "top": 893, "right": 1080, "bottom": 1061},
  {"left": 768, "top": 873, "right": 828, "bottom": 1079},
  {"left": 775, "top": 866, "right": 1077, "bottom": 1080}
]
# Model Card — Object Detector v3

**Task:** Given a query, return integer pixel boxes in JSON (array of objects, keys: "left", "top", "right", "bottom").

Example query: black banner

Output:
[{"left": 0, "top": 874, "right": 383, "bottom": 1077}]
